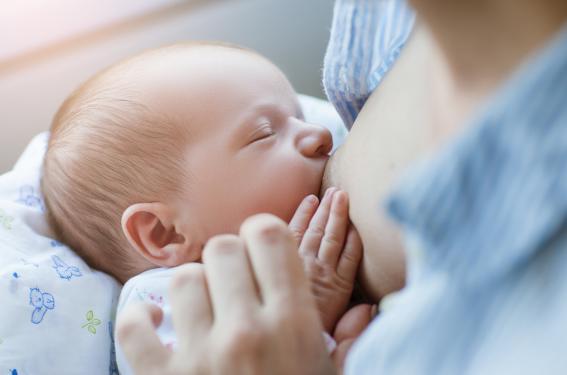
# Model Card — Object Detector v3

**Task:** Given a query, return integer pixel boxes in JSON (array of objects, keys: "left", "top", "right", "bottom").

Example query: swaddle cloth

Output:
[{"left": 0, "top": 133, "right": 122, "bottom": 375}]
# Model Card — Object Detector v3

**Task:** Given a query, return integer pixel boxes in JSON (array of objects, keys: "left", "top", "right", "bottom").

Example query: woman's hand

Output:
[
  {"left": 288, "top": 188, "right": 363, "bottom": 333},
  {"left": 331, "top": 304, "right": 376, "bottom": 373},
  {"left": 117, "top": 214, "right": 336, "bottom": 375}
]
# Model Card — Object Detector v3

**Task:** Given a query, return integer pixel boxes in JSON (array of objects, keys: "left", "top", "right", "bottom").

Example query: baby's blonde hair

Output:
[{"left": 42, "top": 49, "right": 191, "bottom": 283}]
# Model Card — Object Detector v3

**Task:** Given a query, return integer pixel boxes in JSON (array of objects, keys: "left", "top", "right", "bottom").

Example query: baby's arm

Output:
[{"left": 288, "top": 188, "right": 362, "bottom": 333}]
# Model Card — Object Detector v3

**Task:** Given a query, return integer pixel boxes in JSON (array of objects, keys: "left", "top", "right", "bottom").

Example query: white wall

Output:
[{"left": 0, "top": 0, "right": 334, "bottom": 173}]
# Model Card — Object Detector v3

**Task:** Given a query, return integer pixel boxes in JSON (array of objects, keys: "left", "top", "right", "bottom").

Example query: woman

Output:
[{"left": 118, "top": 0, "right": 567, "bottom": 373}]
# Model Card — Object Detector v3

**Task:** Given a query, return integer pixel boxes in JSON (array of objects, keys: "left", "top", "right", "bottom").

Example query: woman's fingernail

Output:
[{"left": 258, "top": 225, "right": 287, "bottom": 245}]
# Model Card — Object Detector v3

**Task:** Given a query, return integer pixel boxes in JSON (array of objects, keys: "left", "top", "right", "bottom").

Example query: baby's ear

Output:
[{"left": 121, "top": 203, "right": 198, "bottom": 267}]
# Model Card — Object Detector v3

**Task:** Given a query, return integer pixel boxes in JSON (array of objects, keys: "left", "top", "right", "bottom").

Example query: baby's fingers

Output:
[
  {"left": 318, "top": 191, "right": 349, "bottom": 267},
  {"left": 336, "top": 226, "right": 362, "bottom": 282},
  {"left": 299, "top": 187, "right": 337, "bottom": 258},
  {"left": 288, "top": 194, "right": 319, "bottom": 248}
]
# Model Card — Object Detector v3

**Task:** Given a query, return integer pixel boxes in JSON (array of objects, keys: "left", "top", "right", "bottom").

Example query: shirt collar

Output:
[{"left": 387, "top": 23, "right": 567, "bottom": 288}]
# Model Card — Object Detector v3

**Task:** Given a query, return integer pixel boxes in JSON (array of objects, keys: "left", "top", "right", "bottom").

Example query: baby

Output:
[{"left": 41, "top": 42, "right": 366, "bottom": 373}]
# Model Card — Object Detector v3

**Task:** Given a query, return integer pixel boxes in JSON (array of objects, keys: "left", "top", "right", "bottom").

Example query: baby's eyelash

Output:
[
  {"left": 246, "top": 124, "right": 275, "bottom": 144},
  {"left": 254, "top": 127, "right": 275, "bottom": 142}
]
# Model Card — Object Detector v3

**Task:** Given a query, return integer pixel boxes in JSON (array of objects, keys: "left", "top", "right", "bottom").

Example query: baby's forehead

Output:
[
  {"left": 104, "top": 46, "right": 276, "bottom": 104},
  {"left": 118, "top": 44, "right": 267, "bottom": 81},
  {"left": 107, "top": 45, "right": 292, "bottom": 130}
]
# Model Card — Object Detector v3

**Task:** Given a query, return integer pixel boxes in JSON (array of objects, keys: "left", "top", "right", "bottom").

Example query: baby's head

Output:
[{"left": 42, "top": 43, "right": 332, "bottom": 283}]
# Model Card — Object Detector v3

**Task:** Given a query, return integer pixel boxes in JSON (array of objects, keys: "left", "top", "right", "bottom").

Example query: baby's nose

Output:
[{"left": 297, "top": 122, "right": 333, "bottom": 157}]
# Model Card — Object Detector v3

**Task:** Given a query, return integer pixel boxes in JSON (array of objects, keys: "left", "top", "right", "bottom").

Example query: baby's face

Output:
[{"left": 135, "top": 46, "right": 332, "bottom": 241}]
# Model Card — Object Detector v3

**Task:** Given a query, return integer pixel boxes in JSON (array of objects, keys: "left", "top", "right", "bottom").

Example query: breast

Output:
[{"left": 320, "top": 27, "right": 436, "bottom": 302}]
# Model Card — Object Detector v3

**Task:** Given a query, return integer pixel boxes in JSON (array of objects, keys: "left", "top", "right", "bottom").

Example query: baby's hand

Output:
[{"left": 288, "top": 188, "right": 362, "bottom": 333}]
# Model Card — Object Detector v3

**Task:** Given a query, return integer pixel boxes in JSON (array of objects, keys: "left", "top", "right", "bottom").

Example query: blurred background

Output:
[{"left": 0, "top": 0, "right": 334, "bottom": 173}]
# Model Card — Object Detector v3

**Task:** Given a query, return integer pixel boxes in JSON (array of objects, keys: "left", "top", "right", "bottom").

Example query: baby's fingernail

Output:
[
  {"left": 334, "top": 191, "right": 345, "bottom": 205},
  {"left": 325, "top": 187, "right": 337, "bottom": 198},
  {"left": 305, "top": 194, "right": 318, "bottom": 205}
]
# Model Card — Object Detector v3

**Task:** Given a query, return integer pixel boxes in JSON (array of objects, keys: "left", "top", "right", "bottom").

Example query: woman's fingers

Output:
[
  {"left": 332, "top": 338, "right": 356, "bottom": 374},
  {"left": 203, "top": 235, "right": 260, "bottom": 319},
  {"left": 333, "top": 304, "right": 374, "bottom": 342},
  {"left": 169, "top": 263, "right": 213, "bottom": 350},
  {"left": 299, "top": 187, "right": 337, "bottom": 258},
  {"left": 117, "top": 303, "right": 171, "bottom": 374},
  {"left": 241, "top": 214, "right": 311, "bottom": 307},
  {"left": 332, "top": 304, "right": 375, "bottom": 374},
  {"left": 318, "top": 191, "right": 349, "bottom": 267},
  {"left": 119, "top": 213, "right": 333, "bottom": 375},
  {"left": 336, "top": 225, "right": 363, "bottom": 282},
  {"left": 288, "top": 194, "right": 319, "bottom": 248}
]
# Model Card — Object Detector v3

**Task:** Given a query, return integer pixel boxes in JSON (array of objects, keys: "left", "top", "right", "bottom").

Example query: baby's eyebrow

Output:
[{"left": 236, "top": 103, "right": 274, "bottom": 128}]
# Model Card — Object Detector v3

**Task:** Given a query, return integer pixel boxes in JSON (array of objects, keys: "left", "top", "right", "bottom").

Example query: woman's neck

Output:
[{"left": 411, "top": 0, "right": 567, "bottom": 91}]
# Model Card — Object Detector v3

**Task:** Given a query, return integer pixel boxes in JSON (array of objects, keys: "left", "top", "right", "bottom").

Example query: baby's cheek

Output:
[
  {"left": 244, "top": 160, "right": 317, "bottom": 222},
  {"left": 279, "top": 179, "right": 316, "bottom": 221}
]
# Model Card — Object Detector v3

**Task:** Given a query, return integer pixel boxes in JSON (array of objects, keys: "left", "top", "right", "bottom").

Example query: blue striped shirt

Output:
[
  {"left": 324, "top": 1, "right": 567, "bottom": 374},
  {"left": 323, "top": 0, "right": 415, "bottom": 128}
]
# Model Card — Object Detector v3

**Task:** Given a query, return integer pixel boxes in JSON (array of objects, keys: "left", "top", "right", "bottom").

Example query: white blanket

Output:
[{"left": 0, "top": 133, "right": 122, "bottom": 375}]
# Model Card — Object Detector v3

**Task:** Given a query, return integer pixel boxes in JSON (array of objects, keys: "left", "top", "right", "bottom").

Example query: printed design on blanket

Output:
[
  {"left": 10, "top": 369, "right": 18, "bottom": 375},
  {"left": 82, "top": 310, "right": 102, "bottom": 334},
  {"left": 135, "top": 288, "right": 164, "bottom": 307},
  {"left": 108, "top": 321, "right": 119, "bottom": 375},
  {"left": 16, "top": 185, "right": 45, "bottom": 212},
  {"left": 9, "top": 272, "right": 20, "bottom": 294},
  {"left": 0, "top": 208, "right": 14, "bottom": 230},
  {"left": 50, "top": 239, "right": 64, "bottom": 247},
  {"left": 52, "top": 255, "right": 82, "bottom": 280},
  {"left": 29, "top": 287, "right": 55, "bottom": 324}
]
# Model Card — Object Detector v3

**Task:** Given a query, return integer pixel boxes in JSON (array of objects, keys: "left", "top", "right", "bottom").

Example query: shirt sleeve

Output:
[{"left": 322, "top": 0, "right": 416, "bottom": 129}]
